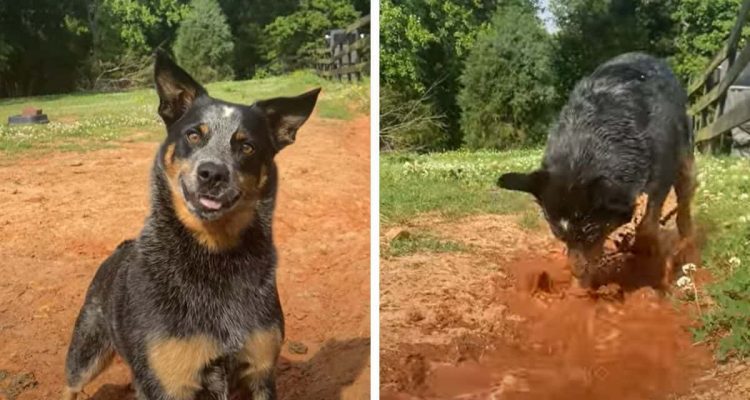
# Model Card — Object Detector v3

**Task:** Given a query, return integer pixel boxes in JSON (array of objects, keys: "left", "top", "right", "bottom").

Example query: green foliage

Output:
[
  {"left": 0, "top": 33, "right": 11, "bottom": 73},
  {"left": 670, "top": 0, "right": 749, "bottom": 81},
  {"left": 262, "top": 0, "right": 360, "bottom": 74},
  {"left": 380, "top": 0, "right": 528, "bottom": 149},
  {"left": 459, "top": 5, "right": 556, "bottom": 149},
  {"left": 96, "top": 0, "right": 187, "bottom": 54},
  {"left": 0, "top": 0, "right": 364, "bottom": 95},
  {"left": 686, "top": 156, "right": 750, "bottom": 359},
  {"left": 173, "top": 0, "right": 235, "bottom": 83},
  {"left": 380, "top": 86, "right": 447, "bottom": 151},
  {"left": 551, "top": 0, "right": 678, "bottom": 96},
  {"left": 79, "top": 0, "right": 188, "bottom": 90},
  {"left": 380, "top": 0, "right": 435, "bottom": 96},
  {"left": 218, "top": 0, "right": 298, "bottom": 78},
  {"left": 697, "top": 264, "right": 750, "bottom": 359},
  {"left": 379, "top": 0, "right": 447, "bottom": 150},
  {"left": 0, "top": 0, "right": 91, "bottom": 96}
]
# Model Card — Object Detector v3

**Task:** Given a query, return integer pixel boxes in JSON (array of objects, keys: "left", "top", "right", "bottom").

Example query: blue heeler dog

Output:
[{"left": 498, "top": 52, "right": 696, "bottom": 282}]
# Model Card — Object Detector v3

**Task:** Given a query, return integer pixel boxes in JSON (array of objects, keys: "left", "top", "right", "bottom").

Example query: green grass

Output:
[
  {"left": 381, "top": 149, "right": 750, "bottom": 359},
  {"left": 518, "top": 209, "right": 543, "bottom": 231},
  {"left": 690, "top": 156, "right": 750, "bottom": 359},
  {"left": 386, "top": 230, "right": 467, "bottom": 257},
  {"left": 0, "top": 71, "right": 367, "bottom": 156},
  {"left": 380, "top": 149, "right": 542, "bottom": 225}
]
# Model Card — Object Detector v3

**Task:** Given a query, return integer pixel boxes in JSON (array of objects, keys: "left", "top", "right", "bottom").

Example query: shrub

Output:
[
  {"left": 173, "top": 0, "right": 235, "bottom": 83},
  {"left": 262, "top": 0, "right": 359, "bottom": 74},
  {"left": 458, "top": 5, "right": 556, "bottom": 149},
  {"left": 380, "top": 85, "right": 447, "bottom": 152}
]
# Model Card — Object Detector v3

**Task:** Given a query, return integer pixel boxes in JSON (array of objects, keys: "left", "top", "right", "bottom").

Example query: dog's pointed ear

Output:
[
  {"left": 154, "top": 49, "right": 207, "bottom": 126},
  {"left": 497, "top": 170, "right": 549, "bottom": 198},
  {"left": 255, "top": 88, "right": 321, "bottom": 151}
]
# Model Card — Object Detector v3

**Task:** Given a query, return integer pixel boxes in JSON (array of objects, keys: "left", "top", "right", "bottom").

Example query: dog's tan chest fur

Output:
[
  {"left": 238, "top": 327, "right": 283, "bottom": 379},
  {"left": 146, "top": 327, "right": 282, "bottom": 399},
  {"left": 147, "top": 335, "right": 221, "bottom": 399}
]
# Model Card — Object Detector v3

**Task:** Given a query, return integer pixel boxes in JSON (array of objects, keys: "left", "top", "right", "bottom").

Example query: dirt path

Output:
[
  {"left": 380, "top": 207, "right": 745, "bottom": 399},
  {"left": 0, "top": 114, "right": 370, "bottom": 400}
]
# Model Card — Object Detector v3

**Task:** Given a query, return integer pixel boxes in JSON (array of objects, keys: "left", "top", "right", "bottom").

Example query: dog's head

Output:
[
  {"left": 498, "top": 170, "right": 635, "bottom": 275},
  {"left": 154, "top": 51, "right": 319, "bottom": 250}
]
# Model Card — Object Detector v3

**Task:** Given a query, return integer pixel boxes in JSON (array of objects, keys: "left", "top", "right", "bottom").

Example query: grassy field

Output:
[
  {"left": 0, "top": 71, "right": 368, "bottom": 155},
  {"left": 380, "top": 149, "right": 541, "bottom": 225},
  {"left": 381, "top": 149, "right": 750, "bottom": 358}
]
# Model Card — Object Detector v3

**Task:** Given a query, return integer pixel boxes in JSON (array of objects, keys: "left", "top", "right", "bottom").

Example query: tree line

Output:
[
  {"left": 381, "top": 0, "right": 749, "bottom": 151},
  {"left": 0, "top": 0, "right": 368, "bottom": 97}
]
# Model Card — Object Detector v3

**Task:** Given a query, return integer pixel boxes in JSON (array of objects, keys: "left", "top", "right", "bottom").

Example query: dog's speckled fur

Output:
[
  {"left": 498, "top": 52, "right": 696, "bottom": 278},
  {"left": 63, "top": 50, "right": 320, "bottom": 400}
]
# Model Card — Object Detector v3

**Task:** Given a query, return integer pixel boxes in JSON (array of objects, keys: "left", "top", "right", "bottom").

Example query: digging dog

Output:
[
  {"left": 63, "top": 50, "right": 320, "bottom": 400},
  {"left": 497, "top": 52, "right": 696, "bottom": 281}
]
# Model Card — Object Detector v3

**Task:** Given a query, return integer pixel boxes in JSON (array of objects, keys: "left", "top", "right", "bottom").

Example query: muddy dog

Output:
[
  {"left": 62, "top": 51, "right": 319, "bottom": 400},
  {"left": 497, "top": 52, "right": 696, "bottom": 281}
]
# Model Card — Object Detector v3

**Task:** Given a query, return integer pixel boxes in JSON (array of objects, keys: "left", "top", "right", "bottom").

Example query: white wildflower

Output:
[
  {"left": 681, "top": 263, "right": 697, "bottom": 274},
  {"left": 676, "top": 276, "right": 692, "bottom": 289}
]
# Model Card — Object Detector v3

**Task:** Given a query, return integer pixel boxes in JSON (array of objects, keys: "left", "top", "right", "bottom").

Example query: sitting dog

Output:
[
  {"left": 498, "top": 52, "right": 696, "bottom": 280},
  {"left": 63, "top": 50, "right": 320, "bottom": 400}
]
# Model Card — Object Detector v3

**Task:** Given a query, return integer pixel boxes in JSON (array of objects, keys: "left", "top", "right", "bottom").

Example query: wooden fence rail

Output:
[
  {"left": 688, "top": 0, "right": 750, "bottom": 147},
  {"left": 314, "top": 15, "right": 370, "bottom": 82}
]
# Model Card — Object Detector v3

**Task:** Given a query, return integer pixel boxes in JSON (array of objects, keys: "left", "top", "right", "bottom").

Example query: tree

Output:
[
  {"left": 76, "top": 0, "right": 187, "bottom": 91},
  {"left": 551, "top": 0, "right": 677, "bottom": 96},
  {"left": 380, "top": 0, "right": 535, "bottom": 149},
  {"left": 671, "top": 0, "right": 748, "bottom": 81},
  {"left": 173, "top": 0, "right": 235, "bottom": 83},
  {"left": 459, "top": 5, "right": 556, "bottom": 149},
  {"left": 379, "top": 0, "right": 446, "bottom": 150},
  {"left": 0, "top": 0, "right": 91, "bottom": 96},
  {"left": 380, "top": 0, "right": 435, "bottom": 97},
  {"left": 262, "top": 0, "right": 360, "bottom": 74},
  {"left": 218, "top": 0, "right": 297, "bottom": 79}
]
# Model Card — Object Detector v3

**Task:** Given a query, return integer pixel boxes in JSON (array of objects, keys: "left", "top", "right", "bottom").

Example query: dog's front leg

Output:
[{"left": 233, "top": 326, "right": 282, "bottom": 400}]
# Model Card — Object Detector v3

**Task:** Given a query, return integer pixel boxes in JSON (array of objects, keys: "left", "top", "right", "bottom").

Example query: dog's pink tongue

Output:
[{"left": 199, "top": 197, "right": 222, "bottom": 210}]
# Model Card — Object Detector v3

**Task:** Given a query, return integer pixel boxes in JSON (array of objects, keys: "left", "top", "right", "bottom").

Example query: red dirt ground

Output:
[
  {"left": 380, "top": 201, "right": 748, "bottom": 399},
  {"left": 0, "top": 115, "right": 370, "bottom": 399}
]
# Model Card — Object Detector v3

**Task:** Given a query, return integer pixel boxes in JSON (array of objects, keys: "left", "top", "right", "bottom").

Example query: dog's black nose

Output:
[{"left": 197, "top": 161, "right": 229, "bottom": 186}]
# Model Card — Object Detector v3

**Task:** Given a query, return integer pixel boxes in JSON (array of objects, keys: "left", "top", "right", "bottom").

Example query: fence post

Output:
[
  {"left": 352, "top": 32, "right": 360, "bottom": 82},
  {"left": 314, "top": 15, "right": 370, "bottom": 83}
]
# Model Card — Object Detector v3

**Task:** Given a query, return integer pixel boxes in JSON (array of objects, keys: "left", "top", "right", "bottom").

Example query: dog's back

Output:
[{"left": 545, "top": 52, "right": 691, "bottom": 191}]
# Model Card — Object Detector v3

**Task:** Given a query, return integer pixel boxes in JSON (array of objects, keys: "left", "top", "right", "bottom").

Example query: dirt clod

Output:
[
  {"left": 0, "top": 371, "right": 38, "bottom": 400},
  {"left": 287, "top": 341, "right": 309, "bottom": 355}
]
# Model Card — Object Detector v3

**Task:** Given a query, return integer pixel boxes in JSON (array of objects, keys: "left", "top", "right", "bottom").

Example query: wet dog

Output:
[
  {"left": 498, "top": 52, "right": 696, "bottom": 280},
  {"left": 63, "top": 50, "right": 320, "bottom": 400}
]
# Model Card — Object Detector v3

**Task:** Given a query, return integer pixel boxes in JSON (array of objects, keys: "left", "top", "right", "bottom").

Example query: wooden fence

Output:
[
  {"left": 688, "top": 0, "right": 750, "bottom": 150},
  {"left": 313, "top": 15, "right": 370, "bottom": 82}
]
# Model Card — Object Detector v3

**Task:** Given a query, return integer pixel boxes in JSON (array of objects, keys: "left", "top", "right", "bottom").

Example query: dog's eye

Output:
[
  {"left": 187, "top": 131, "right": 202, "bottom": 144},
  {"left": 241, "top": 143, "right": 255, "bottom": 155}
]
